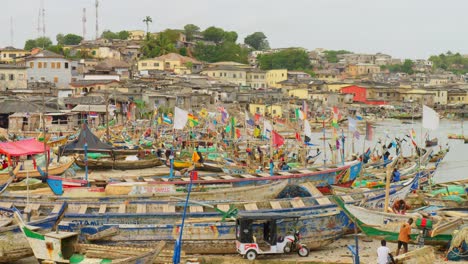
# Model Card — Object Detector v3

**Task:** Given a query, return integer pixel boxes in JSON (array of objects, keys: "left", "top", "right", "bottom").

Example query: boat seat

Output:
[
  {"left": 161, "top": 178, "right": 170, "bottom": 182},
  {"left": 291, "top": 199, "right": 305, "bottom": 208},
  {"left": 0, "top": 202, "right": 13, "bottom": 209},
  {"left": 258, "top": 173, "right": 271, "bottom": 177},
  {"left": 270, "top": 201, "right": 282, "bottom": 209},
  {"left": 201, "top": 176, "right": 216, "bottom": 181},
  {"left": 51, "top": 204, "right": 62, "bottom": 214},
  {"left": 143, "top": 178, "right": 153, "bottom": 182},
  {"left": 297, "top": 169, "right": 312, "bottom": 174},
  {"left": 189, "top": 206, "right": 204, "bottom": 213},
  {"left": 125, "top": 178, "right": 136, "bottom": 182},
  {"left": 217, "top": 204, "right": 230, "bottom": 212},
  {"left": 342, "top": 195, "right": 355, "bottom": 203},
  {"left": 221, "top": 175, "right": 236, "bottom": 180},
  {"left": 316, "top": 197, "right": 332, "bottom": 205},
  {"left": 240, "top": 174, "right": 256, "bottom": 178},
  {"left": 181, "top": 178, "right": 191, "bottom": 181},
  {"left": 277, "top": 171, "right": 292, "bottom": 176},
  {"left": 136, "top": 204, "right": 147, "bottom": 214},
  {"left": 78, "top": 205, "right": 88, "bottom": 214},
  {"left": 98, "top": 204, "right": 107, "bottom": 214},
  {"left": 244, "top": 203, "right": 258, "bottom": 211},
  {"left": 118, "top": 204, "right": 126, "bottom": 213},
  {"left": 162, "top": 204, "right": 175, "bottom": 213}
]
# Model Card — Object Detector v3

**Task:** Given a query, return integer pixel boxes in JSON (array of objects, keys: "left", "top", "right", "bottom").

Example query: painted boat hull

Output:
[
  {"left": 0, "top": 159, "right": 74, "bottom": 184},
  {"left": 75, "top": 156, "right": 163, "bottom": 170}
]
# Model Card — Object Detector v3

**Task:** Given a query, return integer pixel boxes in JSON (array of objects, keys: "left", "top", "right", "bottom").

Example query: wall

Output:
[
  {"left": 266, "top": 69, "right": 288, "bottom": 88},
  {"left": 27, "top": 58, "right": 72, "bottom": 88},
  {"left": 0, "top": 68, "right": 27, "bottom": 90},
  {"left": 202, "top": 69, "right": 247, "bottom": 86}
]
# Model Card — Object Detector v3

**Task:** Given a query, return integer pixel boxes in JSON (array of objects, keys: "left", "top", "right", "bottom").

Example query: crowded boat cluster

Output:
[{"left": 0, "top": 103, "right": 466, "bottom": 263}]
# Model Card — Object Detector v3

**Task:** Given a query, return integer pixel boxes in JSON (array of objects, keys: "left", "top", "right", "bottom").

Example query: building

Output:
[
  {"left": 315, "top": 70, "right": 341, "bottom": 82},
  {"left": 374, "top": 53, "right": 393, "bottom": 66},
  {"left": 447, "top": 89, "right": 468, "bottom": 105},
  {"left": 287, "top": 71, "right": 311, "bottom": 79},
  {"left": 346, "top": 64, "right": 381, "bottom": 77},
  {"left": 249, "top": 103, "right": 283, "bottom": 117},
  {"left": 266, "top": 69, "right": 288, "bottom": 88},
  {"left": 0, "top": 47, "right": 30, "bottom": 64},
  {"left": 128, "top": 30, "right": 146, "bottom": 41},
  {"left": 0, "top": 64, "right": 27, "bottom": 91},
  {"left": 25, "top": 50, "right": 72, "bottom": 89},
  {"left": 201, "top": 66, "right": 247, "bottom": 86},
  {"left": 246, "top": 69, "right": 266, "bottom": 89},
  {"left": 340, "top": 85, "right": 386, "bottom": 105},
  {"left": 138, "top": 53, "right": 203, "bottom": 74},
  {"left": 70, "top": 80, "right": 120, "bottom": 95}
]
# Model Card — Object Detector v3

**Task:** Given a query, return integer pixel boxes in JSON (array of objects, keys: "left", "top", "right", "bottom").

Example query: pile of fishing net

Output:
[{"left": 447, "top": 225, "right": 468, "bottom": 261}]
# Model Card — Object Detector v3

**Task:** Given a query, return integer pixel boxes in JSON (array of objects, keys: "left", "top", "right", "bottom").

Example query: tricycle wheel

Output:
[
  {"left": 284, "top": 242, "right": 292, "bottom": 253},
  {"left": 298, "top": 246, "right": 309, "bottom": 257},
  {"left": 245, "top": 249, "right": 257, "bottom": 260}
]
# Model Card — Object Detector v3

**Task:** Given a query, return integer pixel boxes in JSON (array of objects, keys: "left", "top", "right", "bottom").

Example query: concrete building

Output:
[
  {"left": 266, "top": 69, "right": 288, "bottom": 88},
  {"left": 0, "top": 64, "right": 27, "bottom": 91},
  {"left": 347, "top": 63, "right": 381, "bottom": 77},
  {"left": 0, "top": 47, "right": 30, "bottom": 64},
  {"left": 201, "top": 66, "right": 247, "bottom": 86},
  {"left": 138, "top": 53, "right": 203, "bottom": 74},
  {"left": 25, "top": 50, "right": 72, "bottom": 89},
  {"left": 246, "top": 69, "right": 266, "bottom": 89}
]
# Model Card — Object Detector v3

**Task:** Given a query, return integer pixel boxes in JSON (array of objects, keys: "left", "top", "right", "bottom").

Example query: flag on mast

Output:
[
  {"left": 272, "top": 130, "right": 285, "bottom": 147},
  {"left": 422, "top": 105, "right": 439, "bottom": 130},
  {"left": 365, "top": 121, "right": 373, "bottom": 141},
  {"left": 173, "top": 107, "right": 188, "bottom": 130}
]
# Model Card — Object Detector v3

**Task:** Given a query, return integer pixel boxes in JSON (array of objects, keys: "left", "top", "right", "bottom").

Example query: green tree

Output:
[
  {"left": 56, "top": 34, "right": 65, "bottom": 45},
  {"left": 203, "top": 26, "right": 225, "bottom": 43},
  {"left": 117, "top": 30, "right": 130, "bottom": 40},
  {"left": 184, "top": 24, "right": 200, "bottom": 41},
  {"left": 224, "top": 31, "right": 238, "bottom": 42},
  {"left": 258, "top": 49, "right": 311, "bottom": 70},
  {"left": 46, "top": 45, "right": 64, "bottom": 54},
  {"left": 62, "top": 34, "right": 83, "bottom": 45},
  {"left": 193, "top": 41, "right": 248, "bottom": 63},
  {"left": 141, "top": 32, "right": 176, "bottom": 58},
  {"left": 24, "top": 37, "right": 52, "bottom": 50},
  {"left": 323, "top": 50, "right": 352, "bottom": 63},
  {"left": 401, "top": 59, "right": 414, "bottom": 74},
  {"left": 101, "top": 30, "right": 118, "bottom": 39},
  {"left": 244, "top": 32, "right": 269, "bottom": 50},
  {"left": 143, "top": 16, "right": 153, "bottom": 36},
  {"left": 24, "top": 39, "right": 37, "bottom": 51}
]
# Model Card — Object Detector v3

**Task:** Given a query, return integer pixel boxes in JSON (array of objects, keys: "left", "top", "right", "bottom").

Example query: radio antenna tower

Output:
[
  {"left": 82, "top": 8, "right": 87, "bottom": 40},
  {"left": 41, "top": 0, "right": 46, "bottom": 37},
  {"left": 95, "top": 0, "right": 99, "bottom": 39},
  {"left": 10, "top": 17, "right": 14, "bottom": 46}
]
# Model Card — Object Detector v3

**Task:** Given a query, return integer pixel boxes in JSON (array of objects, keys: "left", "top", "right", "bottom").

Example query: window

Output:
[
  {"left": 64, "top": 62, "right": 69, "bottom": 69},
  {"left": 233, "top": 74, "right": 237, "bottom": 78},
  {"left": 212, "top": 73, "right": 215, "bottom": 77},
  {"left": 41, "top": 77, "right": 45, "bottom": 81},
  {"left": 387, "top": 93, "right": 390, "bottom": 96},
  {"left": 18, "top": 74, "right": 24, "bottom": 80},
  {"left": 29, "top": 62, "right": 34, "bottom": 68},
  {"left": 379, "top": 93, "right": 382, "bottom": 97},
  {"left": 9, "top": 74, "right": 14, "bottom": 81},
  {"left": 0, "top": 74, "right": 4, "bottom": 80},
  {"left": 43, "top": 62, "right": 47, "bottom": 68},
  {"left": 51, "top": 62, "right": 55, "bottom": 69},
  {"left": 256, "top": 107, "right": 260, "bottom": 112},
  {"left": 141, "top": 63, "right": 147, "bottom": 67},
  {"left": 54, "top": 77, "right": 58, "bottom": 83},
  {"left": 38, "top": 62, "right": 43, "bottom": 68},
  {"left": 224, "top": 73, "right": 227, "bottom": 77},
  {"left": 153, "top": 63, "right": 159, "bottom": 67},
  {"left": 30, "top": 77, "right": 34, "bottom": 80}
]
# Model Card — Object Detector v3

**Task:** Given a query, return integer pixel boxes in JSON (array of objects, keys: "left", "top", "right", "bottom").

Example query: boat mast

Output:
[{"left": 42, "top": 92, "right": 48, "bottom": 176}]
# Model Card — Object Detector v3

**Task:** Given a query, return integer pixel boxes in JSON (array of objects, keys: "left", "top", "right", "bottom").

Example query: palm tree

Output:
[{"left": 143, "top": 16, "right": 153, "bottom": 36}]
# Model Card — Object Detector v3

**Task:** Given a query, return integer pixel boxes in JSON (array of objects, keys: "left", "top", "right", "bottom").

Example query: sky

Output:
[{"left": 1, "top": 0, "right": 467, "bottom": 59}]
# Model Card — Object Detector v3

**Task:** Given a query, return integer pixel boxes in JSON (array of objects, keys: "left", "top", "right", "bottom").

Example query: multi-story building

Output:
[
  {"left": 0, "top": 64, "right": 27, "bottom": 91},
  {"left": 0, "top": 47, "right": 30, "bottom": 64},
  {"left": 246, "top": 69, "right": 266, "bottom": 89},
  {"left": 201, "top": 66, "right": 247, "bottom": 86},
  {"left": 25, "top": 50, "right": 72, "bottom": 88},
  {"left": 266, "top": 69, "right": 288, "bottom": 88},
  {"left": 138, "top": 53, "right": 203, "bottom": 74}
]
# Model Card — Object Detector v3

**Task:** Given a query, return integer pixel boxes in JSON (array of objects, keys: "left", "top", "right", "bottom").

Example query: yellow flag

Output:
[
  {"left": 192, "top": 151, "right": 200, "bottom": 162},
  {"left": 199, "top": 108, "right": 208, "bottom": 119}
]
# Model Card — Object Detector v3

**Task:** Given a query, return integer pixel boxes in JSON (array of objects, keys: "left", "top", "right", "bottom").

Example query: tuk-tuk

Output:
[{"left": 235, "top": 213, "right": 309, "bottom": 260}]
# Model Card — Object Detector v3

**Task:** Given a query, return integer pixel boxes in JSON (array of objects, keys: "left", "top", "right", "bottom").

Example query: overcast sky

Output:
[{"left": 1, "top": 0, "right": 467, "bottom": 59}]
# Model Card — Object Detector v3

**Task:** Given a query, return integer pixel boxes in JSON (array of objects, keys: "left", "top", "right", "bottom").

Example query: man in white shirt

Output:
[{"left": 377, "top": 239, "right": 394, "bottom": 264}]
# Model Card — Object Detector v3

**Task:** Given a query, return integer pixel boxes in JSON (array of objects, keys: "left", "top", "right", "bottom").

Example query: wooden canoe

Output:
[
  {"left": 0, "top": 159, "right": 74, "bottom": 184},
  {"left": 75, "top": 156, "right": 163, "bottom": 170}
]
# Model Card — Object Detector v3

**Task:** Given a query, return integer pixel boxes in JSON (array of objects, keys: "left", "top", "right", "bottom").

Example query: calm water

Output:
[{"left": 310, "top": 118, "right": 468, "bottom": 184}]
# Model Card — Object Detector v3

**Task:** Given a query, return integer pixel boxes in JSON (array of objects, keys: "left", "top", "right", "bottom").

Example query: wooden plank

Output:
[
  {"left": 217, "top": 204, "right": 230, "bottom": 211},
  {"left": 30, "top": 204, "right": 40, "bottom": 212},
  {"left": 244, "top": 203, "right": 258, "bottom": 211},
  {"left": 137, "top": 204, "right": 147, "bottom": 214},
  {"left": 118, "top": 204, "right": 126, "bottom": 214},
  {"left": 342, "top": 195, "right": 355, "bottom": 203},
  {"left": 291, "top": 199, "right": 305, "bottom": 208},
  {"left": 277, "top": 171, "right": 292, "bottom": 176},
  {"left": 0, "top": 202, "right": 13, "bottom": 208},
  {"left": 297, "top": 169, "right": 312, "bottom": 173},
  {"left": 220, "top": 175, "right": 236, "bottom": 180},
  {"left": 300, "top": 182, "right": 324, "bottom": 197},
  {"left": 181, "top": 178, "right": 191, "bottom": 181},
  {"left": 78, "top": 205, "right": 88, "bottom": 214},
  {"left": 201, "top": 176, "right": 216, "bottom": 181},
  {"left": 161, "top": 178, "right": 170, "bottom": 182},
  {"left": 51, "top": 204, "right": 62, "bottom": 214},
  {"left": 125, "top": 178, "right": 136, "bottom": 182},
  {"left": 240, "top": 174, "right": 256, "bottom": 178},
  {"left": 143, "top": 177, "right": 153, "bottom": 182},
  {"left": 270, "top": 201, "right": 282, "bottom": 209},
  {"left": 163, "top": 204, "right": 176, "bottom": 213},
  {"left": 98, "top": 204, "right": 107, "bottom": 214},
  {"left": 316, "top": 197, "right": 332, "bottom": 205},
  {"left": 24, "top": 205, "right": 32, "bottom": 214},
  {"left": 189, "top": 206, "right": 204, "bottom": 213},
  {"left": 258, "top": 173, "right": 271, "bottom": 177}
]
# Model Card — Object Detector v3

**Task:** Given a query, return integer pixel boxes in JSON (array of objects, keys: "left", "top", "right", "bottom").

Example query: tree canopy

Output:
[
  {"left": 184, "top": 24, "right": 200, "bottom": 41},
  {"left": 381, "top": 59, "right": 414, "bottom": 74},
  {"left": 429, "top": 51, "right": 468, "bottom": 74},
  {"left": 258, "top": 49, "right": 311, "bottom": 70},
  {"left": 194, "top": 41, "right": 248, "bottom": 63},
  {"left": 140, "top": 32, "right": 177, "bottom": 58},
  {"left": 56, "top": 33, "right": 83, "bottom": 45},
  {"left": 244, "top": 32, "right": 269, "bottom": 50},
  {"left": 323, "top": 50, "right": 352, "bottom": 63},
  {"left": 24, "top": 37, "right": 53, "bottom": 51},
  {"left": 101, "top": 30, "right": 130, "bottom": 40},
  {"left": 202, "top": 26, "right": 226, "bottom": 43}
]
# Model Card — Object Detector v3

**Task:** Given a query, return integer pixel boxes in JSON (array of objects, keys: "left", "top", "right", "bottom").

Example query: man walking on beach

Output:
[{"left": 396, "top": 218, "right": 413, "bottom": 256}]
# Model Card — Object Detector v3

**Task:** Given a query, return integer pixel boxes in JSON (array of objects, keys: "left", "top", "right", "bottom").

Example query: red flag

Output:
[
  {"left": 272, "top": 130, "right": 285, "bottom": 147},
  {"left": 365, "top": 122, "right": 373, "bottom": 141},
  {"left": 295, "top": 132, "right": 302, "bottom": 142},
  {"left": 254, "top": 113, "right": 261, "bottom": 122},
  {"left": 236, "top": 128, "right": 241, "bottom": 139}
]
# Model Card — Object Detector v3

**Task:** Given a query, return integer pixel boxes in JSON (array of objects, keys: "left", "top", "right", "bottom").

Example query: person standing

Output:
[
  {"left": 396, "top": 218, "right": 413, "bottom": 256},
  {"left": 377, "top": 239, "right": 394, "bottom": 264}
]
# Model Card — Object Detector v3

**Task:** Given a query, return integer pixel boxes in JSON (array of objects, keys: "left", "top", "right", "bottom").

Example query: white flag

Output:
[
  {"left": 422, "top": 105, "right": 439, "bottom": 130},
  {"left": 348, "top": 117, "right": 357, "bottom": 132},
  {"left": 173, "top": 107, "right": 188, "bottom": 130},
  {"left": 304, "top": 120, "right": 312, "bottom": 138},
  {"left": 263, "top": 120, "right": 272, "bottom": 135}
]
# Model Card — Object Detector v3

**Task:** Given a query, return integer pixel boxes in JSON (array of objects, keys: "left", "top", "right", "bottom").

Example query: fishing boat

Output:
[
  {"left": 0, "top": 202, "right": 67, "bottom": 262},
  {"left": 74, "top": 155, "right": 163, "bottom": 170},
  {"left": 425, "top": 138, "right": 438, "bottom": 147},
  {"left": 12, "top": 209, "right": 163, "bottom": 264},
  {"left": 448, "top": 134, "right": 465, "bottom": 140},
  {"left": 334, "top": 196, "right": 463, "bottom": 245}
]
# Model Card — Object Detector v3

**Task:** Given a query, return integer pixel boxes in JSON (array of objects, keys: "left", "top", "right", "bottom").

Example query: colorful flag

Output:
[
  {"left": 295, "top": 108, "right": 305, "bottom": 120},
  {"left": 254, "top": 113, "right": 261, "bottom": 123},
  {"left": 304, "top": 120, "right": 312, "bottom": 138},
  {"left": 411, "top": 128, "right": 416, "bottom": 139},
  {"left": 254, "top": 127, "right": 261, "bottom": 137},
  {"left": 272, "top": 130, "right": 285, "bottom": 147},
  {"left": 199, "top": 108, "right": 208, "bottom": 119},
  {"left": 295, "top": 132, "right": 302, "bottom": 142},
  {"left": 163, "top": 114, "right": 172, "bottom": 124},
  {"left": 192, "top": 151, "right": 200, "bottom": 162},
  {"left": 188, "top": 113, "right": 199, "bottom": 127},
  {"left": 365, "top": 122, "right": 373, "bottom": 141},
  {"left": 245, "top": 110, "right": 255, "bottom": 126},
  {"left": 302, "top": 101, "right": 308, "bottom": 119},
  {"left": 173, "top": 107, "right": 188, "bottom": 130},
  {"left": 422, "top": 105, "right": 439, "bottom": 130},
  {"left": 231, "top": 117, "right": 236, "bottom": 138},
  {"left": 263, "top": 120, "right": 272, "bottom": 136},
  {"left": 236, "top": 128, "right": 241, "bottom": 139},
  {"left": 348, "top": 117, "right": 357, "bottom": 132},
  {"left": 353, "top": 130, "right": 360, "bottom": 139}
]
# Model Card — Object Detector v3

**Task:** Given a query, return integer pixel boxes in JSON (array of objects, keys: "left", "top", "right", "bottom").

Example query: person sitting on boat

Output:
[
  {"left": 392, "top": 199, "right": 410, "bottom": 215},
  {"left": 1, "top": 160, "right": 7, "bottom": 170},
  {"left": 391, "top": 168, "right": 401, "bottom": 183},
  {"left": 281, "top": 162, "right": 290, "bottom": 171}
]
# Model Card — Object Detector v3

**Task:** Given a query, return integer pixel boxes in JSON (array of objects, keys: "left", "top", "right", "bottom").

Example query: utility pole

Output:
[
  {"left": 105, "top": 90, "right": 110, "bottom": 142},
  {"left": 42, "top": 92, "right": 49, "bottom": 176},
  {"left": 95, "top": 0, "right": 99, "bottom": 40},
  {"left": 82, "top": 8, "right": 87, "bottom": 40},
  {"left": 10, "top": 17, "right": 14, "bottom": 47},
  {"left": 41, "top": 0, "right": 46, "bottom": 38}
]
